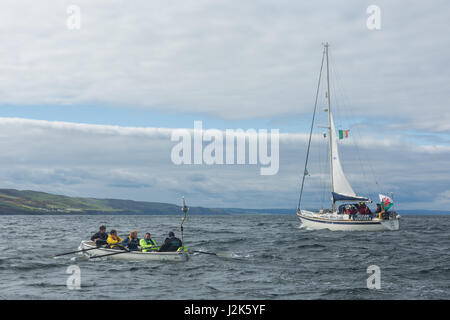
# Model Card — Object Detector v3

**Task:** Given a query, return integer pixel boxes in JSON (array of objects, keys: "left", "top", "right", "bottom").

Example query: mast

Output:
[{"left": 325, "top": 43, "right": 335, "bottom": 212}]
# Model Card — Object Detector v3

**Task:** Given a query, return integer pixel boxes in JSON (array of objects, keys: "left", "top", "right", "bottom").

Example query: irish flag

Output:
[
  {"left": 338, "top": 129, "right": 350, "bottom": 139},
  {"left": 379, "top": 194, "right": 393, "bottom": 211}
]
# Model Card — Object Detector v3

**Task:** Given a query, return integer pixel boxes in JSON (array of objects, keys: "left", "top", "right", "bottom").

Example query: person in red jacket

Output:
[{"left": 359, "top": 202, "right": 368, "bottom": 214}]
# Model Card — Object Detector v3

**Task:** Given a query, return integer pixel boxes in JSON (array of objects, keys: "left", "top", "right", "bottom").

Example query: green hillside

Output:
[{"left": 0, "top": 189, "right": 226, "bottom": 215}]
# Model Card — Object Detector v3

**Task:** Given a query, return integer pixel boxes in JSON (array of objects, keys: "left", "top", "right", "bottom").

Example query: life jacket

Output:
[
  {"left": 107, "top": 234, "right": 123, "bottom": 248},
  {"left": 124, "top": 236, "right": 140, "bottom": 250},
  {"left": 140, "top": 238, "right": 159, "bottom": 252}
]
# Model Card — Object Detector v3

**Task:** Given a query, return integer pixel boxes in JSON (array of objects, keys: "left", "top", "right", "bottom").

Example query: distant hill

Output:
[
  {"left": 0, "top": 188, "right": 293, "bottom": 215},
  {"left": 0, "top": 189, "right": 226, "bottom": 215},
  {"left": 397, "top": 210, "right": 450, "bottom": 215},
  {"left": 0, "top": 189, "right": 448, "bottom": 215}
]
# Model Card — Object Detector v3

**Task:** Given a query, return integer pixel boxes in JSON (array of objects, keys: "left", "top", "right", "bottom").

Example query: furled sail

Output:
[{"left": 329, "top": 112, "right": 369, "bottom": 202}]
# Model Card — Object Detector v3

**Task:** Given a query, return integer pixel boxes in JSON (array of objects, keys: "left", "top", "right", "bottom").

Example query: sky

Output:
[{"left": 0, "top": 0, "right": 449, "bottom": 210}]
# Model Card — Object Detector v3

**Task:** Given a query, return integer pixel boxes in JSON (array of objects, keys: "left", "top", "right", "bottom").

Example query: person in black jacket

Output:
[
  {"left": 159, "top": 232, "right": 183, "bottom": 252},
  {"left": 91, "top": 225, "right": 108, "bottom": 247}
]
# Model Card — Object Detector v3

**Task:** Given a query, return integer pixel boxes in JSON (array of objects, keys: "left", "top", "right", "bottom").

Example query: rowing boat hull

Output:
[
  {"left": 297, "top": 210, "right": 400, "bottom": 231},
  {"left": 79, "top": 241, "right": 189, "bottom": 262}
]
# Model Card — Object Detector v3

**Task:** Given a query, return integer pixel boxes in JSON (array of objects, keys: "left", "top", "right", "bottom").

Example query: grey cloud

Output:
[
  {"left": 0, "top": 118, "right": 449, "bottom": 209},
  {"left": 1, "top": 1, "right": 449, "bottom": 130}
]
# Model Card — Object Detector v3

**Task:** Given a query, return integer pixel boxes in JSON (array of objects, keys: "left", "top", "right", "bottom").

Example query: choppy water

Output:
[{"left": 0, "top": 215, "right": 448, "bottom": 299}]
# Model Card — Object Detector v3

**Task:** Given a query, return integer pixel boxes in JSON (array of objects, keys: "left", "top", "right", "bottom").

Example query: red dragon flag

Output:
[{"left": 379, "top": 194, "right": 393, "bottom": 211}]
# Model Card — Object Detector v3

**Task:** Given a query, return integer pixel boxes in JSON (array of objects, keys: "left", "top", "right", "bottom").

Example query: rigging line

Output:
[
  {"left": 314, "top": 134, "right": 326, "bottom": 210},
  {"left": 329, "top": 50, "right": 381, "bottom": 197},
  {"left": 330, "top": 58, "right": 369, "bottom": 191},
  {"left": 318, "top": 88, "right": 328, "bottom": 209},
  {"left": 319, "top": 133, "right": 327, "bottom": 209},
  {"left": 328, "top": 56, "right": 343, "bottom": 132},
  {"left": 298, "top": 48, "right": 326, "bottom": 210},
  {"left": 308, "top": 80, "right": 326, "bottom": 210},
  {"left": 316, "top": 119, "right": 323, "bottom": 209},
  {"left": 340, "top": 75, "right": 382, "bottom": 196}
]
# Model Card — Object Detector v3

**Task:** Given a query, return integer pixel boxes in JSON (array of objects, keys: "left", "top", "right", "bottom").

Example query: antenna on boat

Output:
[{"left": 180, "top": 196, "right": 189, "bottom": 249}]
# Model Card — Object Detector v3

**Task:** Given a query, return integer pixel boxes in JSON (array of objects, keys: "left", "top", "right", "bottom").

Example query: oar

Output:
[
  {"left": 189, "top": 250, "right": 233, "bottom": 258},
  {"left": 50, "top": 244, "right": 110, "bottom": 258},
  {"left": 89, "top": 247, "right": 131, "bottom": 259}
]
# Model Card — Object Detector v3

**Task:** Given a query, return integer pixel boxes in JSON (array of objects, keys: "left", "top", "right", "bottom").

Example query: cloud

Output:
[
  {"left": 0, "top": 117, "right": 449, "bottom": 209},
  {"left": 436, "top": 190, "right": 450, "bottom": 204},
  {"left": 0, "top": 117, "right": 173, "bottom": 137},
  {"left": 0, "top": 1, "right": 449, "bottom": 130}
]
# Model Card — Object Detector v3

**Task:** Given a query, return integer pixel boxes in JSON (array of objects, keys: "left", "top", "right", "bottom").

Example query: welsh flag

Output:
[
  {"left": 379, "top": 194, "right": 393, "bottom": 211},
  {"left": 338, "top": 129, "right": 350, "bottom": 139}
]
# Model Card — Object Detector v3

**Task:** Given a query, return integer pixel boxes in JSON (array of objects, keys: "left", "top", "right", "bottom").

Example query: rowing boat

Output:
[{"left": 79, "top": 240, "right": 189, "bottom": 262}]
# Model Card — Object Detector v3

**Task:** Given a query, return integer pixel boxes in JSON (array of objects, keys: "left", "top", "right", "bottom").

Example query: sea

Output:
[{"left": 0, "top": 214, "right": 448, "bottom": 300}]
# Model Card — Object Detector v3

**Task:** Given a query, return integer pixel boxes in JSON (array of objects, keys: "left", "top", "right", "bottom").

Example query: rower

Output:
[
  {"left": 91, "top": 225, "right": 108, "bottom": 247},
  {"left": 159, "top": 231, "right": 184, "bottom": 252},
  {"left": 140, "top": 233, "right": 159, "bottom": 252},
  {"left": 107, "top": 229, "right": 123, "bottom": 249},
  {"left": 122, "top": 230, "right": 140, "bottom": 251}
]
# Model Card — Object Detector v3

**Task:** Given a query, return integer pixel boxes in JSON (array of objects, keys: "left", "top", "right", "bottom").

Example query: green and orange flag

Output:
[{"left": 338, "top": 129, "right": 350, "bottom": 139}]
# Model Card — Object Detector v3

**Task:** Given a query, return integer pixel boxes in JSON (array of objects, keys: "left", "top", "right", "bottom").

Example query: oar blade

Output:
[
  {"left": 215, "top": 252, "right": 234, "bottom": 258},
  {"left": 190, "top": 250, "right": 236, "bottom": 258},
  {"left": 71, "top": 255, "right": 90, "bottom": 262}
]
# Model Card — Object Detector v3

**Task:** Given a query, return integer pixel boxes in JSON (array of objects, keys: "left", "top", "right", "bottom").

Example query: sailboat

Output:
[{"left": 296, "top": 43, "right": 400, "bottom": 231}]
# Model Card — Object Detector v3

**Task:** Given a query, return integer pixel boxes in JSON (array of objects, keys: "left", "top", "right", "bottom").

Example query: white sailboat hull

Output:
[
  {"left": 79, "top": 241, "right": 189, "bottom": 262},
  {"left": 297, "top": 210, "right": 400, "bottom": 231}
]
